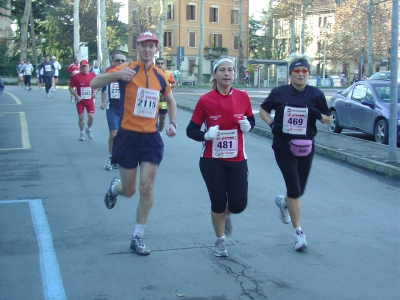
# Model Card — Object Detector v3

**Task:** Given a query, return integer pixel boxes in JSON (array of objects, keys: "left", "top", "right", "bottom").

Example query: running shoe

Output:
[
  {"left": 79, "top": 133, "right": 85, "bottom": 141},
  {"left": 214, "top": 238, "right": 228, "bottom": 257},
  {"left": 104, "top": 177, "right": 120, "bottom": 209},
  {"left": 70, "top": 96, "right": 75, "bottom": 103},
  {"left": 28, "top": 87, "right": 32, "bottom": 91},
  {"left": 224, "top": 216, "right": 233, "bottom": 236},
  {"left": 275, "top": 195, "right": 291, "bottom": 224},
  {"left": 294, "top": 230, "right": 308, "bottom": 251},
  {"left": 104, "top": 158, "right": 112, "bottom": 170},
  {"left": 85, "top": 128, "right": 93, "bottom": 139},
  {"left": 111, "top": 164, "right": 119, "bottom": 169},
  {"left": 130, "top": 234, "right": 151, "bottom": 255},
  {"left": 46, "top": 93, "right": 49, "bottom": 98},
  {"left": 53, "top": 88, "right": 56, "bottom": 92}
]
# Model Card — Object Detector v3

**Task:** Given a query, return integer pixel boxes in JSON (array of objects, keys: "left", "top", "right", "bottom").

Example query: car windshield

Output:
[{"left": 373, "top": 85, "right": 400, "bottom": 103}]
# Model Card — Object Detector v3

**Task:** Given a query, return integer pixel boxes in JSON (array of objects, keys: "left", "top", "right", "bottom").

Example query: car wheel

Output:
[
  {"left": 327, "top": 111, "right": 342, "bottom": 133},
  {"left": 374, "top": 119, "right": 388, "bottom": 144}
]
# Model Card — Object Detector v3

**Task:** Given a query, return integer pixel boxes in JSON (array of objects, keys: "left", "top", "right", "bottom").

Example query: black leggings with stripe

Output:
[{"left": 199, "top": 157, "right": 248, "bottom": 214}]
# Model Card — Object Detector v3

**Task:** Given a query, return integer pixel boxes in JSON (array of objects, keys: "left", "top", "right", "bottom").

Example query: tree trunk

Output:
[
  {"left": 20, "top": 0, "right": 31, "bottom": 60},
  {"left": 74, "top": 0, "right": 80, "bottom": 60},
  {"left": 29, "top": 8, "right": 38, "bottom": 64},
  {"left": 290, "top": 7, "right": 296, "bottom": 53},
  {"left": 98, "top": 0, "right": 110, "bottom": 70},
  {"left": 238, "top": 0, "right": 245, "bottom": 85},
  {"left": 366, "top": 0, "right": 374, "bottom": 76},
  {"left": 198, "top": 0, "right": 204, "bottom": 84},
  {"left": 300, "top": 1, "right": 306, "bottom": 53},
  {"left": 156, "top": 0, "right": 167, "bottom": 57}
]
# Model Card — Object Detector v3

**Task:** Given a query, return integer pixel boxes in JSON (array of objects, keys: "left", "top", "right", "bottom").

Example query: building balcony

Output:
[{"left": 204, "top": 47, "right": 229, "bottom": 59}]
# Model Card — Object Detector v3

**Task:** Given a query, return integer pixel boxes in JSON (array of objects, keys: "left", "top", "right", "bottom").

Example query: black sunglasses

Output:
[
  {"left": 115, "top": 59, "right": 126, "bottom": 63},
  {"left": 156, "top": 62, "right": 164, "bottom": 65}
]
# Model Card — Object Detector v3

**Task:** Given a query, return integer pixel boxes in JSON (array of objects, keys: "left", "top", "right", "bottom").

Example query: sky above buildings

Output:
[{"left": 115, "top": 0, "right": 266, "bottom": 23}]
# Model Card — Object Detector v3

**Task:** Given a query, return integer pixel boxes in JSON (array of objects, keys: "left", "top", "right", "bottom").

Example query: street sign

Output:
[{"left": 354, "top": 69, "right": 359, "bottom": 74}]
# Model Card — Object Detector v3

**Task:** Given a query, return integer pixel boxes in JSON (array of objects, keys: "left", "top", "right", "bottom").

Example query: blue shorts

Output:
[
  {"left": 106, "top": 108, "right": 121, "bottom": 131},
  {"left": 111, "top": 129, "right": 164, "bottom": 169}
]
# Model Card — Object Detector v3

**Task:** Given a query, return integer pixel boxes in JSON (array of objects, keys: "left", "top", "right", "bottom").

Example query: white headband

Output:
[{"left": 213, "top": 58, "right": 234, "bottom": 73}]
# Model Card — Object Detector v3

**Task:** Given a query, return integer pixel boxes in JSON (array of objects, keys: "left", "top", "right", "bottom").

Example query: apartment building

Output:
[
  {"left": 0, "top": 0, "right": 13, "bottom": 45},
  {"left": 128, "top": 0, "right": 250, "bottom": 82}
]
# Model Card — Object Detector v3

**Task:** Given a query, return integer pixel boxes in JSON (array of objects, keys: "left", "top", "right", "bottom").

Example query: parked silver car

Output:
[{"left": 328, "top": 80, "right": 400, "bottom": 144}]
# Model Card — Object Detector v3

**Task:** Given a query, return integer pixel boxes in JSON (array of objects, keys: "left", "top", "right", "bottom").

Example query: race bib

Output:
[
  {"left": 45, "top": 65, "right": 51, "bottom": 72},
  {"left": 80, "top": 87, "right": 92, "bottom": 99},
  {"left": 212, "top": 129, "right": 238, "bottom": 158},
  {"left": 282, "top": 106, "right": 308, "bottom": 135},
  {"left": 110, "top": 82, "right": 120, "bottom": 99},
  {"left": 133, "top": 87, "right": 159, "bottom": 118}
]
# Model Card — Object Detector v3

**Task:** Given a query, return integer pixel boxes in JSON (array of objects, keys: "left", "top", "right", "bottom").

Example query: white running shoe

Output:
[
  {"left": 85, "top": 128, "right": 93, "bottom": 139},
  {"left": 275, "top": 195, "right": 291, "bottom": 224},
  {"left": 79, "top": 133, "right": 85, "bottom": 141},
  {"left": 104, "top": 158, "right": 112, "bottom": 170},
  {"left": 294, "top": 230, "right": 308, "bottom": 251}
]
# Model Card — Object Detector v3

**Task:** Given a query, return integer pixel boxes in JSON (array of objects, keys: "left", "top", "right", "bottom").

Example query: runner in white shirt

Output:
[
  {"left": 51, "top": 56, "right": 62, "bottom": 91},
  {"left": 22, "top": 59, "right": 33, "bottom": 91}
]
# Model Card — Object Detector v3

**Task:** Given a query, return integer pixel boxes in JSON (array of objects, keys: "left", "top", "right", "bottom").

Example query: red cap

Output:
[
  {"left": 136, "top": 31, "right": 159, "bottom": 45},
  {"left": 80, "top": 60, "right": 89, "bottom": 66}
]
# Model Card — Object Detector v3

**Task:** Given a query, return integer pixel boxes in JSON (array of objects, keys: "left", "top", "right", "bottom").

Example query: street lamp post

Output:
[{"left": 322, "top": 32, "right": 326, "bottom": 86}]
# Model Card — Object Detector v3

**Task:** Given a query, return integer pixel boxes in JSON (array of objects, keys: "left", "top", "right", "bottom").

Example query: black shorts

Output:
[{"left": 111, "top": 129, "right": 164, "bottom": 169}]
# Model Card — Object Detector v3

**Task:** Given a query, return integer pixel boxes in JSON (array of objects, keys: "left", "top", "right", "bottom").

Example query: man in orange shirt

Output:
[
  {"left": 91, "top": 31, "right": 177, "bottom": 256},
  {"left": 155, "top": 57, "right": 176, "bottom": 133}
]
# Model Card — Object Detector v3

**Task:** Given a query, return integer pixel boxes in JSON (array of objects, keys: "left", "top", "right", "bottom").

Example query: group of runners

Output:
[
  {"left": 18, "top": 31, "right": 331, "bottom": 258},
  {"left": 65, "top": 31, "right": 331, "bottom": 258},
  {"left": 16, "top": 55, "right": 62, "bottom": 96}
]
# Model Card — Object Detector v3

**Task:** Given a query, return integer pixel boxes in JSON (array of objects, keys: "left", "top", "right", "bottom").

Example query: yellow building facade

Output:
[{"left": 128, "top": 0, "right": 250, "bottom": 83}]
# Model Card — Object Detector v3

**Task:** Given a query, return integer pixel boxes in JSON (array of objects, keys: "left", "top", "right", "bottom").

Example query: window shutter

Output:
[
  {"left": 218, "top": 34, "right": 222, "bottom": 47},
  {"left": 231, "top": 10, "right": 234, "bottom": 24},
  {"left": 209, "top": 7, "right": 212, "bottom": 22},
  {"left": 187, "top": 5, "right": 190, "bottom": 20},
  {"left": 132, "top": 35, "right": 137, "bottom": 50}
]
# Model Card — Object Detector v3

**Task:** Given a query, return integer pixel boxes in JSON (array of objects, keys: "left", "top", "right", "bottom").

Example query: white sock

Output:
[
  {"left": 110, "top": 183, "right": 118, "bottom": 196},
  {"left": 133, "top": 224, "right": 146, "bottom": 237},
  {"left": 217, "top": 235, "right": 226, "bottom": 240},
  {"left": 81, "top": 130, "right": 84, "bottom": 134},
  {"left": 295, "top": 227, "right": 302, "bottom": 233}
]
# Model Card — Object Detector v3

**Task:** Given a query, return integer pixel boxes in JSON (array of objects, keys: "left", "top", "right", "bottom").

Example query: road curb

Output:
[{"left": 178, "top": 104, "right": 400, "bottom": 180}]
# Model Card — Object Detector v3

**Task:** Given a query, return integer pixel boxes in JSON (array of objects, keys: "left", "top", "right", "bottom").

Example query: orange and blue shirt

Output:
[{"left": 108, "top": 61, "right": 171, "bottom": 133}]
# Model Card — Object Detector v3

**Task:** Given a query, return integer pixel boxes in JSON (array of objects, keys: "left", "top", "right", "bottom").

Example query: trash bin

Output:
[
  {"left": 307, "top": 76, "right": 317, "bottom": 86},
  {"left": 263, "top": 80, "right": 268, "bottom": 87},
  {"left": 316, "top": 77, "right": 322, "bottom": 86}
]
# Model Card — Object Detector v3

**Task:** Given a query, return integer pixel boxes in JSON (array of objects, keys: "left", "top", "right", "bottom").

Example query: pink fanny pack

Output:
[{"left": 289, "top": 139, "right": 313, "bottom": 157}]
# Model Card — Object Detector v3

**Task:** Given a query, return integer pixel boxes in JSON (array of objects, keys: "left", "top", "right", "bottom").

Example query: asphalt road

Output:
[{"left": 0, "top": 86, "right": 399, "bottom": 300}]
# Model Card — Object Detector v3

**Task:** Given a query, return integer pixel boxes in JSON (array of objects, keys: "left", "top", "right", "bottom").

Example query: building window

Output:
[
  {"left": 189, "top": 32, "right": 196, "bottom": 48},
  {"left": 167, "top": 4, "right": 173, "bottom": 20},
  {"left": 164, "top": 31, "right": 172, "bottom": 47},
  {"left": 210, "top": 34, "right": 222, "bottom": 48},
  {"left": 233, "top": 36, "right": 239, "bottom": 50},
  {"left": 187, "top": 4, "right": 196, "bottom": 21},
  {"left": 132, "top": 10, "right": 137, "bottom": 25},
  {"left": 319, "top": 16, "right": 327, "bottom": 27},
  {"left": 210, "top": 7, "right": 218, "bottom": 23},
  {"left": 189, "top": 59, "right": 196, "bottom": 74},
  {"left": 132, "top": 34, "right": 137, "bottom": 50},
  {"left": 231, "top": 9, "right": 238, "bottom": 25}
]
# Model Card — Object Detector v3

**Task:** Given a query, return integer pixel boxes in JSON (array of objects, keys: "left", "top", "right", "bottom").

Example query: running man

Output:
[
  {"left": 69, "top": 60, "right": 97, "bottom": 141},
  {"left": 90, "top": 31, "right": 177, "bottom": 256},
  {"left": 155, "top": 57, "right": 176, "bottom": 133},
  {"left": 51, "top": 56, "right": 62, "bottom": 91},
  {"left": 38, "top": 54, "right": 55, "bottom": 98},
  {"left": 22, "top": 59, "right": 33, "bottom": 91},
  {"left": 16, "top": 60, "right": 24, "bottom": 88},
  {"left": 100, "top": 51, "right": 126, "bottom": 170},
  {"left": 67, "top": 58, "right": 80, "bottom": 102},
  {"left": 90, "top": 60, "right": 102, "bottom": 75}
]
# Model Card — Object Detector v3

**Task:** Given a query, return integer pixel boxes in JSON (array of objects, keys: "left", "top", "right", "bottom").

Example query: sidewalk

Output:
[{"left": 173, "top": 93, "right": 400, "bottom": 180}]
